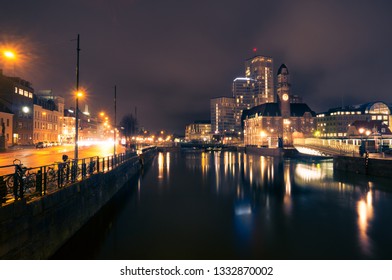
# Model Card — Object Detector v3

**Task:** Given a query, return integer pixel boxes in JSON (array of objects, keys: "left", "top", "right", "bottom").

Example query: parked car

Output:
[{"left": 36, "top": 142, "right": 45, "bottom": 148}]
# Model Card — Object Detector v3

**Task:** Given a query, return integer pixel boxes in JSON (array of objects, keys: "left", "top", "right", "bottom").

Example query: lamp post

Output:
[
  {"left": 358, "top": 127, "right": 365, "bottom": 156},
  {"left": 114, "top": 85, "right": 117, "bottom": 157},
  {"left": 74, "top": 34, "right": 80, "bottom": 161}
]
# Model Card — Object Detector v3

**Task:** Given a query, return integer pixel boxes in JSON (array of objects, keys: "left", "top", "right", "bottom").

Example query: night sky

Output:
[{"left": 1, "top": 0, "right": 391, "bottom": 134}]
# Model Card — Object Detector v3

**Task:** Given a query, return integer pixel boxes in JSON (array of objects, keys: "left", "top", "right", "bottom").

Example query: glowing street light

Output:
[
  {"left": 3, "top": 50, "right": 15, "bottom": 59},
  {"left": 2, "top": 49, "right": 17, "bottom": 75},
  {"left": 22, "top": 106, "right": 29, "bottom": 113}
]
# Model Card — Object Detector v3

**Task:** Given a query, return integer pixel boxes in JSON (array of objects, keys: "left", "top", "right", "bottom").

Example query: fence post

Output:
[
  {"left": 36, "top": 169, "right": 43, "bottom": 196},
  {"left": 43, "top": 166, "right": 47, "bottom": 195},
  {"left": 82, "top": 159, "right": 87, "bottom": 178}
]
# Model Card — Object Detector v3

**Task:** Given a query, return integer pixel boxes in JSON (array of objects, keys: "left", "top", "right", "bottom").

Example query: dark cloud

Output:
[{"left": 1, "top": 0, "right": 392, "bottom": 133}]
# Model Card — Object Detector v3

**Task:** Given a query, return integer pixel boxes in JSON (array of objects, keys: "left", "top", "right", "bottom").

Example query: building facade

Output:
[
  {"left": 185, "top": 121, "right": 212, "bottom": 142},
  {"left": 243, "top": 64, "right": 316, "bottom": 146},
  {"left": 0, "top": 110, "right": 13, "bottom": 147},
  {"left": 79, "top": 105, "right": 99, "bottom": 141},
  {"left": 210, "top": 97, "right": 235, "bottom": 136},
  {"left": 316, "top": 101, "right": 391, "bottom": 138},
  {"left": 0, "top": 70, "right": 34, "bottom": 145},
  {"left": 233, "top": 55, "right": 274, "bottom": 132},
  {"left": 244, "top": 55, "right": 274, "bottom": 104},
  {"left": 33, "top": 90, "right": 64, "bottom": 144}
]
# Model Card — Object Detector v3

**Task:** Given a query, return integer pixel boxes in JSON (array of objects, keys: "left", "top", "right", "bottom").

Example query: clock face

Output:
[{"left": 282, "top": 93, "right": 289, "bottom": 101}]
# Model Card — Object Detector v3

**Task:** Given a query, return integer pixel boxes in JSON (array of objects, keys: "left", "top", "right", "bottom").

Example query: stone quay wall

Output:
[
  {"left": 333, "top": 155, "right": 392, "bottom": 178},
  {"left": 0, "top": 149, "right": 156, "bottom": 259}
]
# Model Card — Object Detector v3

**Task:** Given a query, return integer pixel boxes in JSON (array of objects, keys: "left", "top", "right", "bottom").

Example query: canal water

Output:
[{"left": 52, "top": 151, "right": 392, "bottom": 259}]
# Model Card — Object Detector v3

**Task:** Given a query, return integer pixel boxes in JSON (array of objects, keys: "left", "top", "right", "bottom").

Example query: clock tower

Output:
[{"left": 277, "top": 64, "right": 291, "bottom": 118}]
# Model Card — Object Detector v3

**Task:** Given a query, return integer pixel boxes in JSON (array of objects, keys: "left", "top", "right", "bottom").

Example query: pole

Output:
[
  {"left": 114, "top": 85, "right": 117, "bottom": 157},
  {"left": 75, "top": 34, "right": 80, "bottom": 161}
]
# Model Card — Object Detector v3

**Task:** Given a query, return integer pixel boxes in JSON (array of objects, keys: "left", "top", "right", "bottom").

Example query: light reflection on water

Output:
[{"left": 53, "top": 151, "right": 392, "bottom": 260}]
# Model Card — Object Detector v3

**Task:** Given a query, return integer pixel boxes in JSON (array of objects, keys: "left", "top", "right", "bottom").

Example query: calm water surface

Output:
[{"left": 53, "top": 151, "right": 392, "bottom": 259}]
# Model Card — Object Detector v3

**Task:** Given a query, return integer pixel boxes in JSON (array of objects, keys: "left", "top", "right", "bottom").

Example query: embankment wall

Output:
[{"left": 0, "top": 151, "right": 155, "bottom": 259}]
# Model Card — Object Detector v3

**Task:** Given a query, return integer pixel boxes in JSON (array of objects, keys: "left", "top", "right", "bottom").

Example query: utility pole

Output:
[
  {"left": 74, "top": 34, "right": 80, "bottom": 161},
  {"left": 114, "top": 85, "right": 117, "bottom": 157}
]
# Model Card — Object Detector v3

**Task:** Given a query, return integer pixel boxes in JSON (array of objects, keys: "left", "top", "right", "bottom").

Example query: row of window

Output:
[
  {"left": 0, "top": 118, "right": 10, "bottom": 127},
  {"left": 34, "top": 121, "right": 58, "bottom": 131},
  {"left": 32, "top": 133, "right": 58, "bottom": 141},
  {"left": 34, "top": 111, "right": 59, "bottom": 122},
  {"left": 14, "top": 87, "right": 33, "bottom": 99}
]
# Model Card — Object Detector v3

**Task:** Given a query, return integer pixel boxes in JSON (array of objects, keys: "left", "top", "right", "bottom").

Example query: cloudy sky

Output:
[{"left": 1, "top": 0, "right": 391, "bottom": 133}]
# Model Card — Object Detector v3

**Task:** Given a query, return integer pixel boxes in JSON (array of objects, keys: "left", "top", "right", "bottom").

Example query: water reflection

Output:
[
  {"left": 357, "top": 188, "right": 374, "bottom": 256},
  {"left": 158, "top": 152, "right": 164, "bottom": 179},
  {"left": 54, "top": 151, "right": 392, "bottom": 259},
  {"left": 182, "top": 152, "right": 387, "bottom": 258},
  {"left": 157, "top": 152, "right": 171, "bottom": 183}
]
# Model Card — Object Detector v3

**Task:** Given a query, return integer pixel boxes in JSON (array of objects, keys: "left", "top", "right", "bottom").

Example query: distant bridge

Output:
[{"left": 293, "top": 138, "right": 359, "bottom": 157}]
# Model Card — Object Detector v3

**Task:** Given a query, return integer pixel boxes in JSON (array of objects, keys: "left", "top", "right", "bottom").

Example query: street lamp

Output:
[
  {"left": 22, "top": 106, "right": 29, "bottom": 114},
  {"left": 2, "top": 49, "right": 16, "bottom": 75},
  {"left": 3, "top": 50, "right": 15, "bottom": 59},
  {"left": 74, "top": 34, "right": 80, "bottom": 162},
  {"left": 358, "top": 127, "right": 371, "bottom": 156},
  {"left": 74, "top": 90, "right": 83, "bottom": 160}
]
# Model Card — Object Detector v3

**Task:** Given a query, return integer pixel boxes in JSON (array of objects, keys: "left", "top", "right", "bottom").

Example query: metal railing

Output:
[
  {"left": 0, "top": 150, "right": 139, "bottom": 206},
  {"left": 293, "top": 138, "right": 360, "bottom": 156}
]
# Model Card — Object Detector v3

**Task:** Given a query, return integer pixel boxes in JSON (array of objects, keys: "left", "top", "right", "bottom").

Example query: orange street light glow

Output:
[
  {"left": 76, "top": 91, "right": 83, "bottom": 97},
  {"left": 3, "top": 50, "right": 15, "bottom": 59}
]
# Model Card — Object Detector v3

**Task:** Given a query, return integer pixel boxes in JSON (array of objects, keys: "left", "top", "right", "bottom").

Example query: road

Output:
[{"left": 0, "top": 143, "right": 126, "bottom": 176}]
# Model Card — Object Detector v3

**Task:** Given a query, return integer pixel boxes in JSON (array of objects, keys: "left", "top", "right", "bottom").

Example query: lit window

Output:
[
  {"left": 19, "top": 89, "right": 23, "bottom": 95},
  {"left": 15, "top": 87, "right": 18, "bottom": 93},
  {"left": 29, "top": 93, "right": 33, "bottom": 98}
]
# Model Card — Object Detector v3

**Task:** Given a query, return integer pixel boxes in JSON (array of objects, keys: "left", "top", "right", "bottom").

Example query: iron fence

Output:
[{"left": 0, "top": 150, "right": 139, "bottom": 206}]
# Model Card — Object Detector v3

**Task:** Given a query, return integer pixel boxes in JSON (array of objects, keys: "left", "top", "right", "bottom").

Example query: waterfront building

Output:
[
  {"left": 62, "top": 105, "right": 99, "bottom": 143},
  {"left": 242, "top": 64, "right": 316, "bottom": 146},
  {"left": 347, "top": 120, "right": 392, "bottom": 137},
  {"left": 0, "top": 70, "right": 34, "bottom": 145},
  {"left": 33, "top": 90, "right": 64, "bottom": 144},
  {"left": 185, "top": 121, "right": 211, "bottom": 142},
  {"left": 316, "top": 101, "right": 391, "bottom": 138},
  {"left": 233, "top": 55, "right": 274, "bottom": 133},
  {"left": 62, "top": 109, "right": 77, "bottom": 144},
  {"left": 210, "top": 97, "right": 235, "bottom": 136},
  {"left": 0, "top": 109, "right": 13, "bottom": 147},
  {"left": 79, "top": 105, "right": 98, "bottom": 141},
  {"left": 244, "top": 55, "right": 274, "bottom": 104}
]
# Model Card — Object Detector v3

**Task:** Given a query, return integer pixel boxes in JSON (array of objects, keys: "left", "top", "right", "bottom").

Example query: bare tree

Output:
[{"left": 120, "top": 113, "right": 138, "bottom": 139}]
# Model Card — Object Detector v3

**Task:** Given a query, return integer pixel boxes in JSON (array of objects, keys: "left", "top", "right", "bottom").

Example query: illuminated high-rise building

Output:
[
  {"left": 232, "top": 55, "right": 274, "bottom": 133},
  {"left": 245, "top": 55, "right": 274, "bottom": 104},
  {"left": 210, "top": 97, "right": 235, "bottom": 135}
]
